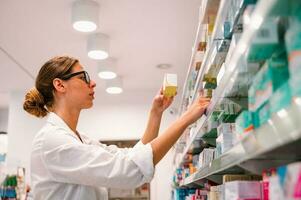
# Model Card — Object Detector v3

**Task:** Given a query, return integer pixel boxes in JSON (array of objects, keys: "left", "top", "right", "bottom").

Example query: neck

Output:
[{"left": 53, "top": 104, "right": 80, "bottom": 133}]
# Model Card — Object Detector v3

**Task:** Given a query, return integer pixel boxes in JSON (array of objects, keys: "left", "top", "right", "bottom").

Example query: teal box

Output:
[
  {"left": 285, "top": 17, "right": 301, "bottom": 79},
  {"left": 248, "top": 55, "right": 289, "bottom": 112},
  {"left": 247, "top": 18, "right": 279, "bottom": 62},
  {"left": 235, "top": 110, "right": 254, "bottom": 135},
  {"left": 252, "top": 111, "right": 259, "bottom": 129},
  {"left": 269, "top": 82, "right": 292, "bottom": 114},
  {"left": 256, "top": 102, "right": 270, "bottom": 127}
]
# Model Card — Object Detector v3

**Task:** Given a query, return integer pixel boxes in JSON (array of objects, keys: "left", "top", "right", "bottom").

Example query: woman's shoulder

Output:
[{"left": 33, "top": 123, "right": 80, "bottom": 149}]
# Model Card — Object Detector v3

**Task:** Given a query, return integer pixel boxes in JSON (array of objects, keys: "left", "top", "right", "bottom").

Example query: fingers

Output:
[{"left": 159, "top": 87, "right": 163, "bottom": 95}]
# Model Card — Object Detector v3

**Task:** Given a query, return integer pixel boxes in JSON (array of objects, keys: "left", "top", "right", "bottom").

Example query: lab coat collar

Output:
[{"left": 47, "top": 112, "right": 81, "bottom": 141}]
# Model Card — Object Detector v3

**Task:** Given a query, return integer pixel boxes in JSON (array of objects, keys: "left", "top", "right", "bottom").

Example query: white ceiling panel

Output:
[{"left": 0, "top": 0, "right": 200, "bottom": 107}]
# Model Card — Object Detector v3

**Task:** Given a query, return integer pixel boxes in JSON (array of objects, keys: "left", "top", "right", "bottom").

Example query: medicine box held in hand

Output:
[{"left": 163, "top": 73, "right": 177, "bottom": 97}]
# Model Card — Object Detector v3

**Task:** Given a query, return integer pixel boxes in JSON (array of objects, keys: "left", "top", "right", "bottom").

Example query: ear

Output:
[{"left": 53, "top": 78, "right": 66, "bottom": 93}]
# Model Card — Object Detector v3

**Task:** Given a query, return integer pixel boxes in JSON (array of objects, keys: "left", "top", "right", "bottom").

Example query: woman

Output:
[{"left": 23, "top": 56, "right": 210, "bottom": 200}]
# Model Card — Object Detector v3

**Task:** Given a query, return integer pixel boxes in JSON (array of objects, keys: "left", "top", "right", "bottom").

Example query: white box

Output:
[{"left": 225, "top": 181, "right": 261, "bottom": 199}]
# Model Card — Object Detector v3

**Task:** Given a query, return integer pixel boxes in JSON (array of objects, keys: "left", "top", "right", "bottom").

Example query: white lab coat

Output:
[{"left": 30, "top": 112, "right": 154, "bottom": 200}]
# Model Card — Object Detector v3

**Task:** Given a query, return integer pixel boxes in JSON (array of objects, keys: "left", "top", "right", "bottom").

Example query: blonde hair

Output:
[{"left": 23, "top": 56, "right": 78, "bottom": 117}]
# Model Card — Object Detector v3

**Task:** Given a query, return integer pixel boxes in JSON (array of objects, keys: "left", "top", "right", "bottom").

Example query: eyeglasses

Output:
[{"left": 61, "top": 71, "right": 91, "bottom": 85}]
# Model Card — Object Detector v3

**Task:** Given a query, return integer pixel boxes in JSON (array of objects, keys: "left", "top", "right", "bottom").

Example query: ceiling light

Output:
[
  {"left": 72, "top": 0, "right": 99, "bottom": 32},
  {"left": 87, "top": 33, "right": 109, "bottom": 60},
  {"left": 106, "top": 77, "right": 123, "bottom": 94},
  {"left": 98, "top": 59, "right": 117, "bottom": 79}
]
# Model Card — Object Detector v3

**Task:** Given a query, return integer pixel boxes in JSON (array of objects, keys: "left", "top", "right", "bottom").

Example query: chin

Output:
[{"left": 82, "top": 102, "right": 93, "bottom": 109}]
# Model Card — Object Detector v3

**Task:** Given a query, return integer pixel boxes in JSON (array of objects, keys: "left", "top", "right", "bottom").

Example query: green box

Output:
[
  {"left": 269, "top": 82, "right": 292, "bottom": 114},
  {"left": 235, "top": 110, "right": 254, "bottom": 136},
  {"left": 256, "top": 102, "right": 270, "bottom": 127},
  {"left": 248, "top": 55, "right": 289, "bottom": 112},
  {"left": 246, "top": 18, "right": 279, "bottom": 62}
]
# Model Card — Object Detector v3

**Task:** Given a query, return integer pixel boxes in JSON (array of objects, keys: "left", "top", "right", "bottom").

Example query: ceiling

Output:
[{"left": 0, "top": 0, "right": 201, "bottom": 108}]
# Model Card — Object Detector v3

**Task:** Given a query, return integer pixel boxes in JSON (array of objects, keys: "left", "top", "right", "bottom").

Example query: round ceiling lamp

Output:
[
  {"left": 87, "top": 33, "right": 109, "bottom": 60},
  {"left": 97, "top": 59, "right": 117, "bottom": 79},
  {"left": 106, "top": 77, "right": 123, "bottom": 94},
  {"left": 72, "top": 0, "right": 99, "bottom": 32}
]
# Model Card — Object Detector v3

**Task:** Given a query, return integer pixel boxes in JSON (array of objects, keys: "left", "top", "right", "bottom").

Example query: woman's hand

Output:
[
  {"left": 180, "top": 96, "right": 211, "bottom": 126},
  {"left": 151, "top": 88, "right": 175, "bottom": 115}
]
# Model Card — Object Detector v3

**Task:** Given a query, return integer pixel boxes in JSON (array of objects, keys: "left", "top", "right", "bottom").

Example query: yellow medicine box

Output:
[{"left": 163, "top": 73, "right": 177, "bottom": 97}]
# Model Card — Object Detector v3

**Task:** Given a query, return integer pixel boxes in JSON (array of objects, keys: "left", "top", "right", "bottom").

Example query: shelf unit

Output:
[
  {"left": 173, "top": 0, "right": 301, "bottom": 190},
  {"left": 182, "top": 100, "right": 301, "bottom": 187},
  {"left": 179, "top": 0, "right": 221, "bottom": 116}
]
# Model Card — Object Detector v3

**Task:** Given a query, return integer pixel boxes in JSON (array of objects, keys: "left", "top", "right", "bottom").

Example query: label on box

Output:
[{"left": 289, "top": 50, "right": 301, "bottom": 74}]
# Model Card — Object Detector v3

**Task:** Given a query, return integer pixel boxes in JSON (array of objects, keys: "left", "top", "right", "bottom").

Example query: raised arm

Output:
[
  {"left": 141, "top": 88, "right": 173, "bottom": 144},
  {"left": 151, "top": 96, "right": 210, "bottom": 165}
]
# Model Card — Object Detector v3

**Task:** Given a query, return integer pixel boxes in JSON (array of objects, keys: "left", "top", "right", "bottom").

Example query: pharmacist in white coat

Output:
[{"left": 23, "top": 56, "right": 210, "bottom": 200}]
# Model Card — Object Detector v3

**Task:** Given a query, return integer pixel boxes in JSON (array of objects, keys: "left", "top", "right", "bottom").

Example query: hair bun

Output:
[{"left": 23, "top": 88, "right": 48, "bottom": 118}]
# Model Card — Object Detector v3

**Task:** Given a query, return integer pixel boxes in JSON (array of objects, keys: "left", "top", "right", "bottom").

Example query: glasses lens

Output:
[{"left": 84, "top": 71, "right": 90, "bottom": 84}]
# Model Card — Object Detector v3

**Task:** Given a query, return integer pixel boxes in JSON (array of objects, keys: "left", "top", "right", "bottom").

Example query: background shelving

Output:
[{"left": 173, "top": 0, "right": 301, "bottom": 199}]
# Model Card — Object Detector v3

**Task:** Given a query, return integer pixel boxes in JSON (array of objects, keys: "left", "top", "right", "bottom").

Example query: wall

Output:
[
  {"left": 0, "top": 108, "right": 9, "bottom": 132},
  {"left": 7, "top": 90, "right": 178, "bottom": 200},
  {"left": 6, "top": 91, "right": 46, "bottom": 175}
]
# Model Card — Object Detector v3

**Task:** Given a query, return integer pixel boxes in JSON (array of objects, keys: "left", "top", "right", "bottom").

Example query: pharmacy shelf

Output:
[
  {"left": 199, "top": 0, "right": 220, "bottom": 24},
  {"left": 190, "top": 0, "right": 229, "bottom": 104},
  {"left": 189, "top": 0, "right": 282, "bottom": 140},
  {"left": 179, "top": 0, "right": 221, "bottom": 115},
  {"left": 175, "top": 0, "right": 276, "bottom": 171},
  {"left": 180, "top": 100, "right": 301, "bottom": 187},
  {"left": 174, "top": 116, "right": 207, "bottom": 169},
  {"left": 210, "top": 0, "right": 280, "bottom": 105}
]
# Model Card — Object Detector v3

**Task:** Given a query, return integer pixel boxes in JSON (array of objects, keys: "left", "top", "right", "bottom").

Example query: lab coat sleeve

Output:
[{"left": 41, "top": 129, "right": 154, "bottom": 189}]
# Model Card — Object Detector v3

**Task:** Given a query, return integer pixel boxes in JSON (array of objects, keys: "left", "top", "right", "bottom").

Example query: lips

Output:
[{"left": 89, "top": 92, "right": 95, "bottom": 98}]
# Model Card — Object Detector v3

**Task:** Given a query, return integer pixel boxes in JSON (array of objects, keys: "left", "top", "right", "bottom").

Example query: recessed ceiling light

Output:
[{"left": 156, "top": 63, "right": 172, "bottom": 69}]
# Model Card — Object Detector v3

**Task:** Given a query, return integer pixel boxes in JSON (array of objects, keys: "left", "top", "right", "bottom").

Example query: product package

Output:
[
  {"left": 217, "top": 123, "right": 236, "bottom": 137},
  {"left": 248, "top": 55, "right": 289, "bottom": 127},
  {"left": 235, "top": 110, "right": 254, "bottom": 139},
  {"left": 285, "top": 16, "right": 301, "bottom": 98},
  {"left": 277, "top": 162, "right": 301, "bottom": 199},
  {"left": 269, "top": 81, "right": 292, "bottom": 115},
  {"left": 163, "top": 73, "right": 177, "bottom": 97},
  {"left": 256, "top": 101, "right": 270, "bottom": 127},
  {"left": 216, "top": 132, "right": 234, "bottom": 155},
  {"left": 249, "top": 55, "right": 289, "bottom": 111},
  {"left": 223, "top": 174, "right": 262, "bottom": 183},
  {"left": 203, "top": 73, "right": 217, "bottom": 89},
  {"left": 209, "top": 185, "right": 224, "bottom": 200},
  {"left": 224, "top": 181, "right": 262, "bottom": 200},
  {"left": 197, "top": 148, "right": 215, "bottom": 169},
  {"left": 246, "top": 18, "right": 279, "bottom": 62}
]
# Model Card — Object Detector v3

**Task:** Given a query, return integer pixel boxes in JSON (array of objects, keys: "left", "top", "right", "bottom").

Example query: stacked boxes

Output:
[
  {"left": 246, "top": 18, "right": 279, "bottom": 62},
  {"left": 215, "top": 123, "right": 236, "bottom": 157},
  {"left": 197, "top": 148, "right": 215, "bottom": 169},
  {"left": 248, "top": 55, "right": 289, "bottom": 127}
]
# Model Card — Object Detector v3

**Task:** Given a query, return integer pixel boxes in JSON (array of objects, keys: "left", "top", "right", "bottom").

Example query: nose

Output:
[{"left": 89, "top": 80, "right": 96, "bottom": 88}]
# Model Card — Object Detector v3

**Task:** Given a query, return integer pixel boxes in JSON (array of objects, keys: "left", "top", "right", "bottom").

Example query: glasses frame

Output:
[{"left": 61, "top": 71, "right": 91, "bottom": 85}]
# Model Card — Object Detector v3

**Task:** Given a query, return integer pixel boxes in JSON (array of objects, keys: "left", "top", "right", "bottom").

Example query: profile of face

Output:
[{"left": 54, "top": 63, "right": 96, "bottom": 110}]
